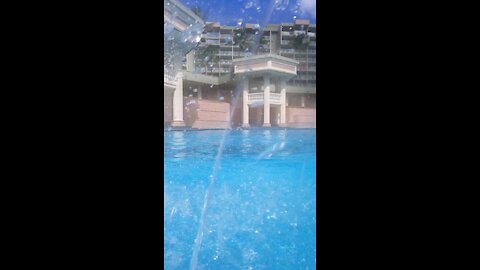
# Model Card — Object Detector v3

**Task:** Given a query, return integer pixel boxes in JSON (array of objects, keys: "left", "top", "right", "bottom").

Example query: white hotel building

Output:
[{"left": 164, "top": 0, "right": 316, "bottom": 129}]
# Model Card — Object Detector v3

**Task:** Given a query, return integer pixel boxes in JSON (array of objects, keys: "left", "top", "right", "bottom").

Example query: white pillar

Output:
[
  {"left": 198, "top": 88, "right": 202, "bottom": 100},
  {"left": 279, "top": 79, "right": 287, "bottom": 127},
  {"left": 242, "top": 79, "right": 249, "bottom": 128},
  {"left": 186, "top": 51, "right": 195, "bottom": 72},
  {"left": 171, "top": 73, "right": 185, "bottom": 127},
  {"left": 263, "top": 75, "right": 271, "bottom": 127},
  {"left": 301, "top": 95, "right": 306, "bottom": 108}
]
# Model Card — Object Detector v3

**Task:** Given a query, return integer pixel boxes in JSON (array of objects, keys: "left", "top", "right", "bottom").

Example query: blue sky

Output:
[{"left": 182, "top": 0, "right": 317, "bottom": 26}]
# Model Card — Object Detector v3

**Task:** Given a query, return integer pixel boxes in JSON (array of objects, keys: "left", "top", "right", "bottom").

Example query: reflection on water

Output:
[
  {"left": 240, "top": 130, "right": 252, "bottom": 155},
  {"left": 171, "top": 132, "right": 187, "bottom": 160}
]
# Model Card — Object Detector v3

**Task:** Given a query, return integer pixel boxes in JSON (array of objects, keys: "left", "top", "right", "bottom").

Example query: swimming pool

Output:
[{"left": 164, "top": 128, "right": 316, "bottom": 270}]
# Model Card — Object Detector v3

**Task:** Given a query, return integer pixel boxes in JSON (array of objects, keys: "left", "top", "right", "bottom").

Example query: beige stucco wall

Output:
[
  {"left": 185, "top": 99, "right": 230, "bottom": 129},
  {"left": 164, "top": 90, "right": 173, "bottom": 125},
  {"left": 287, "top": 107, "right": 316, "bottom": 128}
]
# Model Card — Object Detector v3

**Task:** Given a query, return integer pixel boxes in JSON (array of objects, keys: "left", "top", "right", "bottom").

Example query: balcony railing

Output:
[
  {"left": 280, "top": 49, "right": 295, "bottom": 54},
  {"left": 270, "top": 93, "right": 281, "bottom": 103},
  {"left": 164, "top": 72, "right": 177, "bottom": 88},
  {"left": 248, "top": 93, "right": 263, "bottom": 102},
  {"left": 218, "top": 51, "right": 247, "bottom": 56},
  {"left": 247, "top": 92, "right": 283, "bottom": 105},
  {"left": 204, "top": 33, "right": 219, "bottom": 39},
  {"left": 205, "top": 40, "right": 219, "bottom": 45}
]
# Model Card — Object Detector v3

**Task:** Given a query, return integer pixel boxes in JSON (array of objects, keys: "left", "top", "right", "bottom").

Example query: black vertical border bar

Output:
[{"left": 161, "top": 2, "right": 167, "bottom": 270}]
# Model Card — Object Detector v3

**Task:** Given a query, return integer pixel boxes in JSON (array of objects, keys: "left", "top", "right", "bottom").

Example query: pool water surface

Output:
[{"left": 164, "top": 129, "right": 316, "bottom": 270}]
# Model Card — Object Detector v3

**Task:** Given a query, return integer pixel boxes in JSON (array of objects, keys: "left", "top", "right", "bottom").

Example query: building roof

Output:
[{"left": 232, "top": 54, "right": 299, "bottom": 65}]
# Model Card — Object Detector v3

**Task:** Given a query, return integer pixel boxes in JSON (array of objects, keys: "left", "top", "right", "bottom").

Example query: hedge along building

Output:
[{"left": 164, "top": 0, "right": 316, "bottom": 129}]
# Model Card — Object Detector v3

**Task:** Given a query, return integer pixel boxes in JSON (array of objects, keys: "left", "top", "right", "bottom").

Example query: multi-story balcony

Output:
[
  {"left": 280, "top": 49, "right": 295, "bottom": 54},
  {"left": 204, "top": 68, "right": 231, "bottom": 74},
  {"left": 217, "top": 51, "right": 247, "bottom": 57},
  {"left": 205, "top": 40, "right": 219, "bottom": 45},
  {"left": 219, "top": 43, "right": 238, "bottom": 47},
  {"left": 204, "top": 33, "right": 220, "bottom": 39},
  {"left": 219, "top": 60, "right": 232, "bottom": 65}
]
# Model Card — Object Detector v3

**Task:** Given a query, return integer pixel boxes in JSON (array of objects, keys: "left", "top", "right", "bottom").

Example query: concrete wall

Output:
[
  {"left": 287, "top": 107, "right": 316, "bottom": 128},
  {"left": 164, "top": 91, "right": 173, "bottom": 126},
  {"left": 185, "top": 98, "right": 230, "bottom": 129}
]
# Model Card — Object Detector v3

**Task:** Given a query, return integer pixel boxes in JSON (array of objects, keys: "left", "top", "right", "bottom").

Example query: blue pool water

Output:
[{"left": 164, "top": 129, "right": 316, "bottom": 270}]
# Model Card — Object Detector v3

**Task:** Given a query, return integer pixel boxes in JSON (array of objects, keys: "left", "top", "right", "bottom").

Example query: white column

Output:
[
  {"left": 186, "top": 51, "right": 195, "bottom": 72},
  {"left": 171, "top": 72, "right": 185, "bottom": 127},
  {"left": 279, "top": 79, "right": 287, "bottom": 127},
  {"left": 198, "top": 87, "right": 202, "bottom": 100},
  {"left": 242, "top": 79, "right": 249, "bottom": 128},
  {"left": 263, "top": 75, "right": 271, "bottom": 127},
  {"left": 301, "top": 95, "right": 306, "bottom": 108}
]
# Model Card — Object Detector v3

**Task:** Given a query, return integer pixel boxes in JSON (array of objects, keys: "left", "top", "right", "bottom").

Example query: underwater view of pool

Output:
[{"left": 164, "top": 128, "right": 316, "bottom": 269}]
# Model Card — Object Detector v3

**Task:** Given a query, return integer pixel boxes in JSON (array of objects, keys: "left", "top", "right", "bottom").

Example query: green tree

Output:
[
  {"left": 288, "top": 33, "right": 310, "bottom": 59},
  {"left": 233, "top": 28, "right": 251, "bottom": 52},
  {"left": 234, "top": 28, "right": 272, "bottom": 55},
  {"left": 196, "top": 45, "right": 219, "bottom": 74},
  {"left": 256, "top": 35, "right": 269, "bottom": 54}
]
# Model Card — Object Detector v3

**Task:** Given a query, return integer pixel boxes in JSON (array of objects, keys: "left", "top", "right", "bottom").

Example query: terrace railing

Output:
[
  {"left": 270, "top": 93, "right": 282, "bottom": 104},
  {"left": 247, "top": 92, "right": 282, "bottom": 105},
  {"left": 164, "top": 70, "right": 177, "bottom": 87},
  {"left": 248, "top": 93, "right": 263, "bottom": 103}
]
